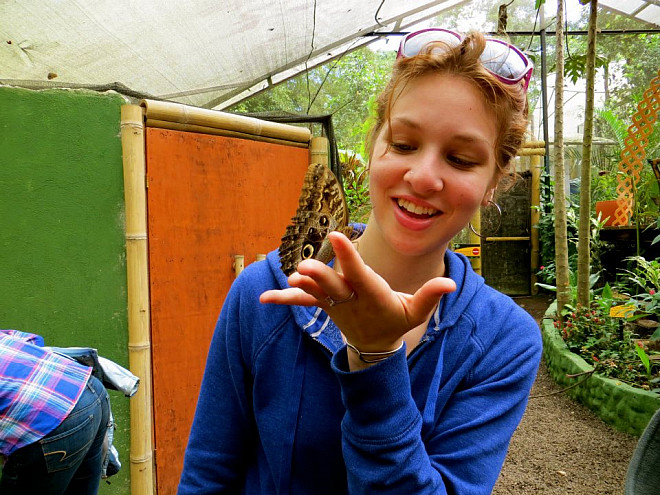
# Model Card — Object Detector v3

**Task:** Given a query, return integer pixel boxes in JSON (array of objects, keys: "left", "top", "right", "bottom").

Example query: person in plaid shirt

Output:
[{"left": 0, "top": 329, "right": 110, "bottom": 494}]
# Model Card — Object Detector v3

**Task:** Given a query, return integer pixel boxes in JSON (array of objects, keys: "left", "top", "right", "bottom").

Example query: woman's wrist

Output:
[{"left": 345, "top": 340, "right": 404, "bottom": 364}]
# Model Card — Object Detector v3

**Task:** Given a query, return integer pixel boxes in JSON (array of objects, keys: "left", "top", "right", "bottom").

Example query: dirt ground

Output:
[{"left": 492, "top": 294, "right": 640, "bottom": 494}]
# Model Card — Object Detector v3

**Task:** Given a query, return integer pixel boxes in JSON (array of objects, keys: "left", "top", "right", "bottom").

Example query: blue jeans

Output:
[{"left": 0, "top": 374, "right": 110, "bottom": 495}]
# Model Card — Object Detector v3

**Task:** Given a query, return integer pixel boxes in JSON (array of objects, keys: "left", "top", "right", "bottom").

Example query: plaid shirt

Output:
[{"left": 0, "top": 330, "right": 91, "bottom": 457}]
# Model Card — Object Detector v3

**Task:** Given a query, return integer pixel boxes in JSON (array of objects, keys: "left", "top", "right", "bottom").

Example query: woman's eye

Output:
[
  {"left": 448, "top": 155, "right": 477, "bottom": 167},
  {"left": 390, "top": 142, "right": 415, "bottom": 152}
]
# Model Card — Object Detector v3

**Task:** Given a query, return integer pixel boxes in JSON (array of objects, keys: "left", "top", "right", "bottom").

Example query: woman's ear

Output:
[{"left": 481, "top": 186, "right": 496, "bottom": 207}]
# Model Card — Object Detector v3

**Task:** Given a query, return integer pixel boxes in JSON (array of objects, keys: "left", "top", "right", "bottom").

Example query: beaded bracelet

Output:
[{"left": 345, "top": 341, "right": 404, "bottom": 364}]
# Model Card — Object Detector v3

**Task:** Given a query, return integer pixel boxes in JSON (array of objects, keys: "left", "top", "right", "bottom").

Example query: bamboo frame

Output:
[
  {"left": 530, "top": 152, "right": 542, "bottom": 295},
  {"left": 141, "top": 99, "right": 311, "bottom": 144},
  {"left": 518, "top": 141, "right": 546, "bottom": 157},
  {"left": 517, "top": 147, "right": 546, "bottom": 156},
  {"left": 473, "top": 142, "right": 544, "bottom": 285},
  {"left": 484, "top": 236, "right": 531, "bottom": 242},
  {"left": 121, "top": 101, "right": 317, "bottom": 494},
  {"left": 145, "top": 119, "right": 309, "bottom": 148},
  {"left": 309, "top": 136, "right": 329, "bottom": 165},
  {"left": 120, "top": 104, "right": 155, "bottom": 495},
  {"left": 468, "top": 211, "right": 482, "bottom": 275}
]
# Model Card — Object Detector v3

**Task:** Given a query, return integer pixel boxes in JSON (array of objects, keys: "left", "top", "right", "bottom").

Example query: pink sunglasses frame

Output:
[{"left": 397, "top": 28, "right": 533, "bottom": 91}]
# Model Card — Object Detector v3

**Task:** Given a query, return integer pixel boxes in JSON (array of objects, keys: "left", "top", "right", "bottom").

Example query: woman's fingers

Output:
[
  {"left": 259, "top": 287, "right": 319, "bottom": 307},
  {"left": 286, "top": 271, "right": 328, "bottom": 301},
  {"left": 295, "top": 248, "right": 356, "bottom": 302},
  {"left": 261, "top": 231, "right": 457, "bottom": 341},
  {"left": 326, "top": 231, "right": 370, "bottom": 290},
  {"left": 407, "top": 277, "right": 457, "bottom": 322}
]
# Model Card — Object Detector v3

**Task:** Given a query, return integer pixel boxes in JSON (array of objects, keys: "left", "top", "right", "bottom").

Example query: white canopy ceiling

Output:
[
  {"left": 1, "top": 0, "right": 471, "bottom": 109},
  {"left": 1, "top": 0, "right": 658, "bottom": 110}
]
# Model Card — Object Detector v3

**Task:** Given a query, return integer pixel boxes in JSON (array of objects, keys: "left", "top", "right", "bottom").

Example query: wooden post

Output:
[{"left": 120, "top": 104, "right": 155, "bottom": 495}]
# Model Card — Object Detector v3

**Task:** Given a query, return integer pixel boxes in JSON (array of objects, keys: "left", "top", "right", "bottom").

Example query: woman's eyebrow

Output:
[
  {"left": 390, "top": 116, "right": 421, "bottom": 130},
  {"left": 392, "top": 117, "right": 493, "bottom": 148}
]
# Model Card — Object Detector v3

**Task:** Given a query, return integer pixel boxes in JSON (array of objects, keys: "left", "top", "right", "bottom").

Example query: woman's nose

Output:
[{"left": 404, "top": 154, "right": 444, "bottom": 193}]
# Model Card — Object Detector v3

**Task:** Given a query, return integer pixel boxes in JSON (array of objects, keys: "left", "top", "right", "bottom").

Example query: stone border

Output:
[{"left": 541, "top": 303, "right": 660, "bottom": 437}]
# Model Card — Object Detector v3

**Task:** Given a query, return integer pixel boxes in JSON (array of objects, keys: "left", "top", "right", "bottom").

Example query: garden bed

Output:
[{"left": 542, "top": 302, "right": 660, "bottom": 436}]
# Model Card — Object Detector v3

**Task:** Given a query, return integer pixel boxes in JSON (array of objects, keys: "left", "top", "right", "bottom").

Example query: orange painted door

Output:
[{"left": 145, "top": 128, "right": 310, "bottom": 494}]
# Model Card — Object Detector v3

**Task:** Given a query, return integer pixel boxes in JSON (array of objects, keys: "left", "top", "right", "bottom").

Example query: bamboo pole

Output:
[
  {"left": 530, "top": 152, "right": 542, "bottom": 295},
  {"left": 468, "top": 211, "right": 482, "bottom": 275},
  {"left": 145, "top": 119, "right": 309, "bottom": 148},
  {"left": 233, "top": 255, "right": 245, "bottom": 276},
  {"left": 309, "top": 136, "right": 329, "bottom": 165},
  {"left": 522, "top": 140, "right": 546, "bottom": 149},
  {"left": 517, "top": 147, "right": 546, "bottom": 156},
  {"left": 141, "top": 99, "right": 311, "bottom": 144},
  {"left": 484, "top": 236, "right": 531, "bottom": 242},
  {"left": 120, "top": 104, "right": 155, "bottom": 495}
]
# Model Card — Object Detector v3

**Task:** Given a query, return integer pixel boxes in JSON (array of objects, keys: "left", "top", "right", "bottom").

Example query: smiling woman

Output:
[
  {"left": 366, "top": 73, "right": 499, "bottom": 260},
  {"left": 179, "top": 29, "right": 541, "bottom": 495}
]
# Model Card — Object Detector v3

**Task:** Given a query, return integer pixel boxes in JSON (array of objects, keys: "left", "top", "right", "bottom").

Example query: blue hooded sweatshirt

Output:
[{"left": 179, "top": 247, "right": 542, "bottom": 494}]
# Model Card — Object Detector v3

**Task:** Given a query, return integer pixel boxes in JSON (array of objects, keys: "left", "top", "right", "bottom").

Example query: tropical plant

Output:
[
  {"left": 618, "top": 256, "right": 660, "bottom": 323},
  {"left": 536, "top": 199, "right": 611, "bottom": 292},
  {"left": 339, "top": 151, "right": 370, "bottom": 222},
  {"left": 555, "top": 282, "right": 660, "bottom": 391}
]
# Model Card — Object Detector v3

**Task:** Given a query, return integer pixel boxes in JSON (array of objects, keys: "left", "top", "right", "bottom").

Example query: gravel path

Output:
[{"left": 493, "top": 295, "right": 640, "bottom": 494}]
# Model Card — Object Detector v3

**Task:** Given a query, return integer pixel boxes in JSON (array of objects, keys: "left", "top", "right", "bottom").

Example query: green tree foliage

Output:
[
  {"left": 229, "top": 47, "right": 395, "bottom": 155},
  {"left": 550, "top": 9, "right": 660, "bottom": 124}
]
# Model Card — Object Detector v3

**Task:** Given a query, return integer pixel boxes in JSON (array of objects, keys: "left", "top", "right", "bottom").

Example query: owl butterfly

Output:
[{"left": 279, "top": 163, "right": 355, "bottom": 276}]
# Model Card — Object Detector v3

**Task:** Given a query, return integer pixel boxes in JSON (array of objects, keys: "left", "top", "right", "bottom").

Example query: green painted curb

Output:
[{"left": 542, "top": 302, "right": 660, "bottom": 437}]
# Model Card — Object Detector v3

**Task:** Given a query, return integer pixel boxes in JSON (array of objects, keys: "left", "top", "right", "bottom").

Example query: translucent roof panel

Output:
[
  {"left": 600, "top": 0, "right": 660, "bottom": 26},
  {"left": 1, "top": 0, "right": 657, "bottom": 110}
]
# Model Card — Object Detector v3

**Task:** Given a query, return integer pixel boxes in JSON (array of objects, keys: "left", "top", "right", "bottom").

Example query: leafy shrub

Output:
[
  {"left": 340, "top": 151, "right": 370, "bottom": 223},
  {"left": 555, "top": 283, "right": 660, "bottom": 392}
]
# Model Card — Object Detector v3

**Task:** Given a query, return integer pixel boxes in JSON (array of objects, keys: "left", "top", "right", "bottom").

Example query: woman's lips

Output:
[
  {"left": 397, "top": 198, "right": 439, "bottom": 217},
  {"left": 392, "top": 198, "right": 440, "bottom": 231}
]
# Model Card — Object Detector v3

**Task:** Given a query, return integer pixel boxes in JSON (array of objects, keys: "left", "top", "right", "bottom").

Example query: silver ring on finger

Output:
[{"left": 324, "top": 291, "right": 355, "bottom": 307}]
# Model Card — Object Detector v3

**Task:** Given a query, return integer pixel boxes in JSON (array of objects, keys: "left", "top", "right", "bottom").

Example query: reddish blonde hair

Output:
[{"left": 367, "top": 31, "right": 529, "bottom": 179}]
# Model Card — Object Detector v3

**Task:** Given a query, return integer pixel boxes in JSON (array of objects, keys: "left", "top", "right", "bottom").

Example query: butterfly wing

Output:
[{"left": 279, "top": 163, "right": 353, "bottom": 276}]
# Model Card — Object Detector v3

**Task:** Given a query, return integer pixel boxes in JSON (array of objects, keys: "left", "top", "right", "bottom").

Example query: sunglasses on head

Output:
[{"left": 397, "top": 28, "right": 534, "bottom": 92}]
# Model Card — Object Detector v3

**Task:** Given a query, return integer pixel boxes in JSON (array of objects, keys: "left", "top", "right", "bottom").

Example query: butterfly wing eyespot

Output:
[
  {"left": 301, "top": 244, "right": 315, "bottom": 259},
  {"left": 279, "top": 163, "right": 350, "bottom": 276}
]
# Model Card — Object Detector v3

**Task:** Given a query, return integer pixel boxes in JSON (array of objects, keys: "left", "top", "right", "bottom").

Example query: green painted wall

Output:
[{"left": 0, "top": 86, "right": 131, "bottom": 494}]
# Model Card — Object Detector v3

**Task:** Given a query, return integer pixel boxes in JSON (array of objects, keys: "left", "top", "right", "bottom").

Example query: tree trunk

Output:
[
  {"left": 603, "top": 63, "right": 610, "bottom": 102},
  {"left": 577, "top": 0, "right": 599, "bottom": 307},
  {"left": 554, "top": 0, "right": 571, "bottom": 316}
]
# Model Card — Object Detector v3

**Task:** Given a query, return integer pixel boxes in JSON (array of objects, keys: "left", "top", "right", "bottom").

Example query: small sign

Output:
[
  {"left": 455, "top": 246, "right": 481, "bottom": 257},
  {"left": 610, "top": 304, "right": 635, "bottom": 318}
]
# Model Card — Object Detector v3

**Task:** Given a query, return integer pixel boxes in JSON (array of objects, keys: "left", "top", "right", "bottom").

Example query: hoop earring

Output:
[{"left": 468, "top": 200, "right": 502, "bottom": 239}]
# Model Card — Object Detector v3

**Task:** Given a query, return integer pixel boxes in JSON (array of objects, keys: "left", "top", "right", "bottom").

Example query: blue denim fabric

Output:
[{"left": 0, "top": 374, "right": 110, "bottom": 495}]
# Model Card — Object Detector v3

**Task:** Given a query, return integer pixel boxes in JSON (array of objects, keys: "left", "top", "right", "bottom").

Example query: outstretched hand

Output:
[{"left": 260, "top": 231, "right": 456, "bottom": 354}]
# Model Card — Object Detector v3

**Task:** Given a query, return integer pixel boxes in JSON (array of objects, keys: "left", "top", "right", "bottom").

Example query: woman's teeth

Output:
[{"left": 397, "top": 198, "right": 438, "bottom": 216}]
